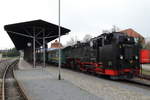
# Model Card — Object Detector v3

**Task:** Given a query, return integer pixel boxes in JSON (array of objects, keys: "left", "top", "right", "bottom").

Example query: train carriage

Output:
[
  {"left": 140, "top": 49, "right": 150, "bottom": 64},
  {"left": 47, "top": 48, "right": 66, "bottom": 65}
]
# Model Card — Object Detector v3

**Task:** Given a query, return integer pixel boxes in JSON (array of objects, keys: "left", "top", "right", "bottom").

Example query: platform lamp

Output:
[
  {"left": 27, "top": 42, "right": 32, "bottom": 65},
  {"left": 27, "top": 42, "right": 32, "bottom": 47},
  {"left": 27, "top": 41, "right": 35, "bottom": 68},
  {"left": 58, "top": 0, "right": 61, "bottom": 80}
]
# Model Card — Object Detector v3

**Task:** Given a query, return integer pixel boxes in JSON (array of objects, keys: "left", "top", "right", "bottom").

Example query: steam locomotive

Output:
[{"left": 38, "top": 32, "right": 141, "bottom": 79}]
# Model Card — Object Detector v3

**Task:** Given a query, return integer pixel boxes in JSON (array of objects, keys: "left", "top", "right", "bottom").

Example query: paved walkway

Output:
[
  {"left": 14, "top": 59, "right": 101, "bottom": 100},
  {"left": 18, "top": 59, "right": 43, "bottom": 70},
  {"left": 18, "top": 59, "right": 33, "bottom": 70}
]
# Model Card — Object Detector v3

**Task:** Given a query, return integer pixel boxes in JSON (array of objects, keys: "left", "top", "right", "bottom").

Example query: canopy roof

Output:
[{"left": 4, "top": 19, "right": 70, "bottom": 50}]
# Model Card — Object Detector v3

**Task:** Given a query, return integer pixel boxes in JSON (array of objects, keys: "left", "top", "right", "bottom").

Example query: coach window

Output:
[
  {"left": 90, "top": 41, "right": 93, "bottom": 47},
  {"left": 92, "top": 40, "right": 97, "bottom": 49},
  {"left": 134, "top": 38, "right": 139, "bottom": 44},
  {"left": 104, "top": 37, "right": 112, "bottom": 45},
  {"left": 104, "top": 34, "right": 114, "bottom": 45},
  {"left": 97, "top": 38, "right": 103, "bottom": 46}
]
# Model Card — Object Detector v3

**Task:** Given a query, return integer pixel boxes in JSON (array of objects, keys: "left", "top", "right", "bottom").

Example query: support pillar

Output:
[
  {"left": 43, "top": 37, "right": 46, "bottom": 68},
  {"left": 33, "top": 37, "right": 36, "bottom": 68}
]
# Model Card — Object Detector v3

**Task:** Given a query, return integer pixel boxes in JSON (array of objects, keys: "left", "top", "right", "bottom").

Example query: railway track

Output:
[
  {"left": 97, "top": 73, "right": 150, "bottom": 89},
  {"left": 51, "top": 64, "right": 150, "bottom": 89},
  {"left": 131, "top": 74, "right": 150, "bottom": 88},
  {"left": 127, "top": 78, "right": 150, "bottom": 87},
  {"left": 138, "top": 74, "right": 150, "bottom": 80},
  {"left": 126, "top": 74, "right": 150, "bottom": 88},
  {"left": 2, "top": 60, "right": 28, "bottom": 100}
]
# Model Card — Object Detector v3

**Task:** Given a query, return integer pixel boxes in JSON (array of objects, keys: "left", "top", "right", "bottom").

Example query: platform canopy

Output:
[{"left": 4, "top": 19, "right": 70, "bottom": 50}]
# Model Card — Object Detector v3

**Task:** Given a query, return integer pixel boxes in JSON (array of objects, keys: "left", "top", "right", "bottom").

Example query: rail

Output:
[
  {"left": 2, "top": 59, "right": 28, "bottom": 100},
  {"left": 138, "top": 74, "right": 150, "bottom": 80}
]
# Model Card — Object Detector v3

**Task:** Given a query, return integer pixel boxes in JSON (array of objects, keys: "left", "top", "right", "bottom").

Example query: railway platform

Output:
[{"left": 14, "top": 59, "right": 101, "bottom": 100}]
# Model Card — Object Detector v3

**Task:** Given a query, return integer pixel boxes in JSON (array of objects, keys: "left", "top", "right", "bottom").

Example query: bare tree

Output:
[
  {"left": 143, "top": 41, "right": 150, "bottom": 49},
  {"left": 66, "top": 36, "right": 78, "bottom": 46},
  {"left": 111, "top": 25, "right": 120, "bottom": 32},
  {"left": 83, "top": 34, "right": 92, "bottom": 42},
  {"left": 103, "top": 25, "right": 120, "bottom": 33}
]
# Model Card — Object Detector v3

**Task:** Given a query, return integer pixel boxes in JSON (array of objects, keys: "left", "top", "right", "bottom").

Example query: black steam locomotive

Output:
[{"left": 40, "top": 32, "right": 141, "bottom": 79}]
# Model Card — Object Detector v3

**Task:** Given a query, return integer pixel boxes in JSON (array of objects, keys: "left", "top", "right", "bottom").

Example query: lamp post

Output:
[
  {"left": 58, "top": 0, "right": 61, "bottom": 80},
  {"left": 43, "top": 37, "right": 46, "bottom": 68}
]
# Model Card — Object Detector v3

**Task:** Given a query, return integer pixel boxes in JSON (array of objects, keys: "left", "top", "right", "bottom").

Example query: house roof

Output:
[
  {"left": 51, "top": 40, "right": 63, "bottom": 48},
  {"left": 120, "top": 28, "right": 144, "bottom": 38}
]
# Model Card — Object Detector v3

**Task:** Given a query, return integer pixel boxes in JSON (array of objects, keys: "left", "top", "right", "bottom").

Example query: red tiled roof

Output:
[
  {"left": 50, "top": 40, "right": 63, "bottom": 48},
  {"left": 120, "top": 28, "right": 144, "bottom": 38}
]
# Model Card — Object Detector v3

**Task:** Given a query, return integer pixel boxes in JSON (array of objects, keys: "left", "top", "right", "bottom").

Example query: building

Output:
[
  {"left": 120, "top": 28, "right": 145, "bottom": 44},
  {"left": 50, "top": 40, "right": 63, "bottom": 48}
]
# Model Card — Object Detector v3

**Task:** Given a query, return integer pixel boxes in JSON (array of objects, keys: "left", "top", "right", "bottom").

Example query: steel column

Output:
[
  {"left": 33, "top": 37, "right": 36, "bottom": 68},
  {"left": 58, "top": 0, "right": 61, "bottom": 80},
  {"left": 43, "top": 38, "right": 46, "bottom": 68}
]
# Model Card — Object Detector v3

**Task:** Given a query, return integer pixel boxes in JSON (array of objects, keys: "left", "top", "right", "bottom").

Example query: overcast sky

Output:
[{"left": 0, "top": 0, "right": 150, "bottom": 49}]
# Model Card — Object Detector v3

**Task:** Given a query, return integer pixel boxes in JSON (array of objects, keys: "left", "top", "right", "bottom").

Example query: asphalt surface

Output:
[
  {"left": 14, "top": 59, "right": 102, "bottom": 100},
  {"left": 14, "top": 59, "right": 150, "bottom": 100},
  {"left": 14, "top": 69, "right": 102, "bottom": 100}
]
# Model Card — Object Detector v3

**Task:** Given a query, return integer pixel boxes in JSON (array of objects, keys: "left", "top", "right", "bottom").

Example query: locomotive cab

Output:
[{"left": 94, "top": 32, "right": 140, "bottom": 79}]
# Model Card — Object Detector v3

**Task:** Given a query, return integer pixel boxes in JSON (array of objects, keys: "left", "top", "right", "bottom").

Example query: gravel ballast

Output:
[{"left": 45, "top": 66, "right": 150, "bottom": 100}]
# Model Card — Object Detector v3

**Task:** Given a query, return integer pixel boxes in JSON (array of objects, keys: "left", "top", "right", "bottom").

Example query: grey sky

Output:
[{"left": 0, "top": 0, "right": 150, "bottom": 49}]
